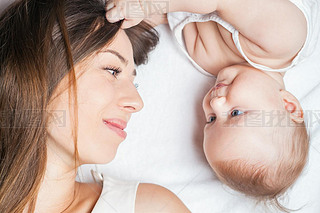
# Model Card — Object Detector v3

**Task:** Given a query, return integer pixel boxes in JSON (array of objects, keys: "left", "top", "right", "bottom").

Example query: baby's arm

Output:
[
  {"left": 107, "top": 0, "right": 306, "bottom": 68},
  {"left": 106, "top": 0, "right": 219, "bottom": 28},
  {"left": 220, "top": 0, "right": 306, "bottom": 68},
  {"left": 184, "top": 0, "right": 307, "bottom": 70}
]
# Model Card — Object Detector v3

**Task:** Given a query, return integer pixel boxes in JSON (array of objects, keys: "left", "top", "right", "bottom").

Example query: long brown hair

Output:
[{"left": 0, "top": 0, "right": 158, "bottom": 212}]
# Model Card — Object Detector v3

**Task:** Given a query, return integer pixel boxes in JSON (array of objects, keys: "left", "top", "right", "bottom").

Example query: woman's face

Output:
[{"left": 47, "top": 30, "right": 143, "bottom": 165}]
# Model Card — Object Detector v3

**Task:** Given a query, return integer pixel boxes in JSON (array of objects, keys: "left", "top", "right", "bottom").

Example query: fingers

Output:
[
  {"left": 106, "top": 0, "right": 125, "bottom": 23},
  {"left": 106, "top": 7, "right": 125, "bottom": 23},
  {"left": 106, "top": 0, "right": 115, "bottom": 11},
  {"left": 105, "top": 0, "right": 145, "bottom": 28}
]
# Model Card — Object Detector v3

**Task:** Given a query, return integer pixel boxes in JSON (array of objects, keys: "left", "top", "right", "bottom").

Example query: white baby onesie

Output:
[{"left": 168, "top": 0, "right": 319, "bottom": 75}]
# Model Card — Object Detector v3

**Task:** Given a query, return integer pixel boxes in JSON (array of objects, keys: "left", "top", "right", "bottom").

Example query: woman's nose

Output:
[{"left": 118, "top": 82, "right": 144, "bottom": 113}]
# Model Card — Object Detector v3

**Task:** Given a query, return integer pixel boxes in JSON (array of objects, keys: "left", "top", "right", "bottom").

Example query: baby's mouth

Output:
[{"left": 214, "top": 83, "right": 228, "bottom": 89}]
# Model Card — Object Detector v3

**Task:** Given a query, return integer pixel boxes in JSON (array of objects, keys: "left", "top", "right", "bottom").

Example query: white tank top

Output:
[{"left": 91, "top": 171, "right": 139, "bottom": 213}]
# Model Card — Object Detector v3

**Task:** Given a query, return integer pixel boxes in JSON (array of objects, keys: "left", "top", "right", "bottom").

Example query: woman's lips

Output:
[{"left": 103, "top": 119, "right": 127, "bottom": 139}]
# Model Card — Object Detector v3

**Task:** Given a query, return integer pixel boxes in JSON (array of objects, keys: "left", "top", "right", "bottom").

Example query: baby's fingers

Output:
[
  {"left": 106, "top": 1, "right": 125, "bottom": 23},
  {"left": 106, "top": 0, "right": 145, "bottom": 28}
]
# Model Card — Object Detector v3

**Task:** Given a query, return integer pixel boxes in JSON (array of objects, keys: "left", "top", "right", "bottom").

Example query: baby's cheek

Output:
[
  {"left": 203, "top": 133, "right": 219, "bottom": 167},
  {"left": 203, "top": 128, "right": 238, "bottom": 167}
]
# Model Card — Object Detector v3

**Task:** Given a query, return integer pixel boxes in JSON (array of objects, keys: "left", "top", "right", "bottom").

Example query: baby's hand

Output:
[
  {"left": 106, "top": 0, "right": 146, "bottom": 29},
  {"left": 106, "top": 0, "right": 168, "bottom": 29}
]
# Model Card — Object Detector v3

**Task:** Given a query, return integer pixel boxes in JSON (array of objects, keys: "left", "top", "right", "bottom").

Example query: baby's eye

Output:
[
  {"left": 206, "top": 115, "right": 216, "bottom": 124},
  {"left": 231, "top": 109, "right": 244, "bottom": 117}
]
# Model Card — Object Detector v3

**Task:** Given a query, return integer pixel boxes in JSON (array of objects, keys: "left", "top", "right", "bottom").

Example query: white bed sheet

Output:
[
  {"left": 79, "top": 24, "right": 320, "bottom": 213},
  {"left": 1, "top": 0, "right": 319, "bottom": 212}
]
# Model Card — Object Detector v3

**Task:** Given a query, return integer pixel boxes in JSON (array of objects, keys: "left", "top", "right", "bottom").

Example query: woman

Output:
[{"left": 0, "top": 0, "right": 189, "bottom": 212}]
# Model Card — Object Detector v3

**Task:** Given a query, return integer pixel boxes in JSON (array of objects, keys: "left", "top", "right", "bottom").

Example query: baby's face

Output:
[{"left": 202, "top": 64, "right": 287, "bottom": 167}]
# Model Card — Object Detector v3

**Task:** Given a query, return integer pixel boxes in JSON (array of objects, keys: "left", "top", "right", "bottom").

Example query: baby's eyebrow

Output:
[
  {"left": 246, "top": 111, "right": 266, "bottom": 127},
  {"left": 225, "top": 110, "right": 262, "bottom": 127}
]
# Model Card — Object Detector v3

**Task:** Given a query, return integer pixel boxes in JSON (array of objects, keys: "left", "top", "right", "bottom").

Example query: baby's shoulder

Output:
[
  {"left": 183, "top": 21, "right": 244, "bottom": 75},
  {"left": 168, "top": 12, "right": 246, "bottom": 75}
]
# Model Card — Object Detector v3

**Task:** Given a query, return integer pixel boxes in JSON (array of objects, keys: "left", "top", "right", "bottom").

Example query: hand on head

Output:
[
  {"left": 106, "top": 0, "right": 168, "bottom": 28},
  {"left": 106, "top": 0, "right": 145, "bottom": 28}
]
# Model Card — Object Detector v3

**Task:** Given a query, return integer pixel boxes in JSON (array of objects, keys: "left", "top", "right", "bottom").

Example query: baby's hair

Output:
[{"left": 213, "top": 121, "right": 309, "bottom": 212}]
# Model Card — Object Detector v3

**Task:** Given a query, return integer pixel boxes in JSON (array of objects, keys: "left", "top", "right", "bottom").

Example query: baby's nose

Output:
[{"left": 210, "top": 96, "right": 227, "bottom": 113}]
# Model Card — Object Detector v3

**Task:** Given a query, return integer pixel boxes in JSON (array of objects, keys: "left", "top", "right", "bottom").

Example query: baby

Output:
[{"left": 106, "top": 0, "right": 318, "bottom": 209}]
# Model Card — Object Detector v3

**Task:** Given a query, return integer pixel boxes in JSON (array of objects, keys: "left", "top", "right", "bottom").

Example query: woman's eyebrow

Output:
[{"left": 101, "top": 49, "right": 128, "bottom": 66}]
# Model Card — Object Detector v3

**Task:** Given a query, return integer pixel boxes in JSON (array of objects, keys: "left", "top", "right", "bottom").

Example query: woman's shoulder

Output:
[
  {"left": 135, "top": 183, "right": 190, "bottom": 213},
  {"left": 73, "top": 171, "right": 190, "bottom": 213}
]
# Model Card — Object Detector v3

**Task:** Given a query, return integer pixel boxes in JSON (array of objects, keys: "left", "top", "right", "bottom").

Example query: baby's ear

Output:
[{"left": 280, "top": 90, "right": 304, "bottom": 123}]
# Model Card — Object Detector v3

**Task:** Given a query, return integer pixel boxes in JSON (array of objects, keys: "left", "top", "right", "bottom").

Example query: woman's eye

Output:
[
  {"left": 206, "top": 115, "right": 216, "bottom": 124},
  {"left": 231, "top": 109, "right": 244, "bottom": 117},
  {"left": 104, "top": 66, "right": 121, "bottom": 78}
]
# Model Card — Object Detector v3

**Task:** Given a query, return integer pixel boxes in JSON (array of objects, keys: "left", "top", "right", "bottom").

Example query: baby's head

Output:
[{"left": 202, "top": 64, "right": 309, "bottom": 205}]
